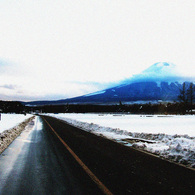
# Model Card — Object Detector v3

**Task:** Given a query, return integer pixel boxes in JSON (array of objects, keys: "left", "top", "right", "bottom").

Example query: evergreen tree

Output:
[
  {"left": 178, "top": 82, "right": 188, "bottom": 114},
  {"left": 187, "top": 82, "right": 195, "bottom": 114}
]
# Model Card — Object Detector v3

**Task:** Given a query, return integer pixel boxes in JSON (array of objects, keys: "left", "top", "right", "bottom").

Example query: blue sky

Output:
[{"left": 0, "top": 0, "right": 194, "bottom": 101}]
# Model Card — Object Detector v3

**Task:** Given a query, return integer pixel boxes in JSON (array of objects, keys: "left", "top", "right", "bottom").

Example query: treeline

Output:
[
  {"left": 34, "top": 102, "right": 194, "bottom": 115},
  {"left": 0, "top": 101, "right": 26, "bottom": 114},
  {"left": 178, "top": 82, "right": 195, "bottom": 114},
  {"left": 0, "top": 100, "right": 194, "bottom": 115}
]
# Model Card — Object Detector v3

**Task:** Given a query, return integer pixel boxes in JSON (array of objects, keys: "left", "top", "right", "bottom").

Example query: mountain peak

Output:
[
  {"left": 142, "top": 62, "right": 176, "bottom": 75},
  {"left": 132, "top": 62, "right": 181, "bottom": 82},
  {"left": 154, "top": 62, "right": 171, "bottom": 67},
  {"left": 121, "top": 62, "right": 182, "bottom": 85}
]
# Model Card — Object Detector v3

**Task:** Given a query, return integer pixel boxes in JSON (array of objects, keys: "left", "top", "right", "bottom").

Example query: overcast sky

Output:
[{"left": 0, "top": 0, "right": 194, "bottom": 101}]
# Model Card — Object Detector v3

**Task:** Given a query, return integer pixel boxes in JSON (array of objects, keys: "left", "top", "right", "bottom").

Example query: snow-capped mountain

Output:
[
  {"left": 60, "top": 62, "right": 193, "bottom": 104},
  {"left": 120, "top": 62, "right": 183, "bottom": 84},
  {"left": 26, "top": 62, "right": 194, "bottom": 105}
]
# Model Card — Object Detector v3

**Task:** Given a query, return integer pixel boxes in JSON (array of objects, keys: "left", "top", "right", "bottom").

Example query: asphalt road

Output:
[
  {"left": 0, "top": 115, "right": 194, "bottom": 194},
  {"left": 0, "top": 116, "right": 103, "bottom": 195}
]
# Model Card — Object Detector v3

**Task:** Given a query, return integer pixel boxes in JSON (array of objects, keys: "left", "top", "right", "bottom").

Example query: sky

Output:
[{"left": 0, "top": 0, "right": 194, "bottom": 101}]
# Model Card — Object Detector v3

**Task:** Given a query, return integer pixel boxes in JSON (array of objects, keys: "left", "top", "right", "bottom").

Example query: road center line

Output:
[{"left": 43, "top": 117, "right": 113, "bottom": 195}]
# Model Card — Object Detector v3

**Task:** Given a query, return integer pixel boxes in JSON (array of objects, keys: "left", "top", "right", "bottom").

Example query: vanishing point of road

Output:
[{"left": 0, "top": 115, "right": 194, "bottom": 194}]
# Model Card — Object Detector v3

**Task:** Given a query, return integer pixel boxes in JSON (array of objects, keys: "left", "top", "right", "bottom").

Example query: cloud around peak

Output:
[
  {"left": 141, "top": 62, "right": 178, "bottom": 77},
  {"left": 121, "top": 62, "right": 195, "bottom": 85}
]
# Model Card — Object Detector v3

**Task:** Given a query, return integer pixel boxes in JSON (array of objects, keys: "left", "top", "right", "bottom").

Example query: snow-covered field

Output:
[
  {"left": 46, "top": 113, "right": 195, "bottom": 168},
  {"left": 0, "top": 114, "right": 33, "bottom": 133}
]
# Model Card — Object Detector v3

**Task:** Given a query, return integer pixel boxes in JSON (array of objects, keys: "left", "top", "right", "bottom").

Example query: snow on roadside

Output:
[
  {"left": 45, "top": 113, "right": 195, "bottom": 168},
  {"left": 0, "top": 114, "right": 34, "bottom": 154},
  {"left": 0, "top": 114, "right": 33, "bottom": 133}
]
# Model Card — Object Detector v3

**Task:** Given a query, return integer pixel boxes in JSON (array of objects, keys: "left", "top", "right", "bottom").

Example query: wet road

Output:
[
  {"left": 0, "top": 116, "right": 102, "bottom": 194},
  {"left": 0, "top": 115, "right": 195, "bottom": 194}
]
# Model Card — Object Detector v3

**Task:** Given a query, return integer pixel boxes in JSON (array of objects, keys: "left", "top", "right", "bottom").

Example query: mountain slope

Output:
[{"left": 25, "top": 62, "right": 194, "bottom": 105}]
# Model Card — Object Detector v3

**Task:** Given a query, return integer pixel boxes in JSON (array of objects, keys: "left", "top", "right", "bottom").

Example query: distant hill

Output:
[{"left": 24, "top": 62, "right": 194, "bottom": 106}]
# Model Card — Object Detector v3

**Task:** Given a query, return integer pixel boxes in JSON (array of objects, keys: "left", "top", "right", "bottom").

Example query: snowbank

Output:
[
  {"left": 0, "top": 114, "right": 33, "bottom": 133},
  {"left": 0, "top": 115, "right": 34, "bottom": 154},
  {"left": 46, "top": 113, "right": 195, "bottom": 168},
  {"left": 132, "top": 137, "right": 195, "bottom": 168}
]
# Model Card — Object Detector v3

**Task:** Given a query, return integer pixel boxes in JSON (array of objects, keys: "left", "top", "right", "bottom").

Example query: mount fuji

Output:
[{"left": 26, "top": 62, "right": 194, "bottom": 105}]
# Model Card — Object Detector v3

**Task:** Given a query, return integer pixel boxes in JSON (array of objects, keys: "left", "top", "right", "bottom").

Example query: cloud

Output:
[
  {"left": 0, "top": 1, "right": 194, "bottom": 101},
  {"left": 0, "top": 59, "right": 12, "bottom": 75},
  {"left": 0, "top": 84, "right": 17, "bottom": 90},
  {"left": 0, "top": 59, "right": 9, "bottom": 67}
]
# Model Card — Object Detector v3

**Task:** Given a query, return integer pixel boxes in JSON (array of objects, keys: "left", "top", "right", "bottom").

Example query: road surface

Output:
[
  {"left": 0, "top": 116, "right": 103, "bottom": 194},
  {"left": 0, "top": 115, "right": 194, "bottom": 194}
]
